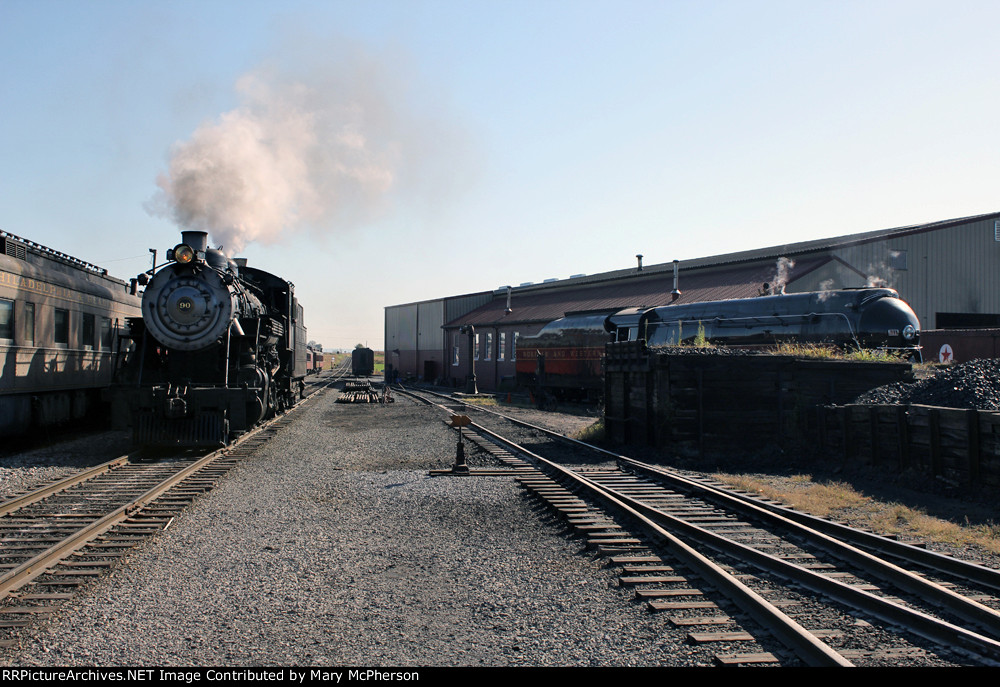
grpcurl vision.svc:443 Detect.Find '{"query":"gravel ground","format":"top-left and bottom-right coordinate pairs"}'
top-left (1, 389), bottom-right (731, 668)
top-left (4, 385), bottom-right (998, 667)
top-left (0, 431), bottom-right (132, 500)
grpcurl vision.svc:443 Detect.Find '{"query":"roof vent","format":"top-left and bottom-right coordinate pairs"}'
top-left (3, 238), bottom-right (26, 261)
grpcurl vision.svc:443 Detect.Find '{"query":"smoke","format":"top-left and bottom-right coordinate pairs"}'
top-left (773, 257), bottom-right (795, 292)
top-left (146, 44), bottom-right (465, 254)
top-left (865, 261), bottom-right (893, 288)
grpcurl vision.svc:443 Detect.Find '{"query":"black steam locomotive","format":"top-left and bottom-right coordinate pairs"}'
top-left (516, 287), bottom-right (921, 402)
top-left (117, 230), bottom-right (307, 447)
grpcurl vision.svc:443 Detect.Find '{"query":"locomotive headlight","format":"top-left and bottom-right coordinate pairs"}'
top-left (902, 324), bottom-right (917, 340)
top-left (173, 243), bottom-right (196, 264)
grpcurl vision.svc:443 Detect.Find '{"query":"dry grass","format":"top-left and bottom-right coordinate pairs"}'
top-left (573, 419), bottom-right (605, 442)
top-left (766, 342), bottom-right (906, 362)
top-left (463, 395), bottom-right (500, 407)
top-left (712, 472), bottom-right (1000, 554)
top-left (768, 343), bottom-right (842, 359)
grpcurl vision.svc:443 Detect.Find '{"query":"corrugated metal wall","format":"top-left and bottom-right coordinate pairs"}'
top-left (831, 217), bottom-right (1000, 329)
top-left (385, 292), bottom-right (493, 383)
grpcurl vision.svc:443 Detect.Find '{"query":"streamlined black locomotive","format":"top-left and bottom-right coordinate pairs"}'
top-left (516, 287), bottom-right (921, 401)
top-left (118, 230), bottom-right (307, 447)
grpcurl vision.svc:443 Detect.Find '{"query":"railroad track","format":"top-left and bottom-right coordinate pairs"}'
top-left (0, 377), bottom-right (336, 648)
top-left (399, 385), bottom-right (1000, 667)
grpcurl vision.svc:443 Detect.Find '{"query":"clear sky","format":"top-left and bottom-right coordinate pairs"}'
top-left (3, 0), bottom-right (999, 350)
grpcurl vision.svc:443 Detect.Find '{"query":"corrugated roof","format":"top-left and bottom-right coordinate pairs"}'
top-left (500, 211), bottom-right (1000, 296)
top-left (446, 256), bottom-right (831, 328)
top-left (439, 211), bottom-right (1000, 328)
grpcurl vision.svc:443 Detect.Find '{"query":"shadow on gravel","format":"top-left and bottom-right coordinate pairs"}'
top-left (0, 430), bottom-right (132, 469)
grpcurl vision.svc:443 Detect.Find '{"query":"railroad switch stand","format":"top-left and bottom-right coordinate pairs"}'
top-left (450, 414), bottom-right (471, 474)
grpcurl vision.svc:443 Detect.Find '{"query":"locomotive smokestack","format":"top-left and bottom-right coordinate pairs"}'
top-left (181, 230), bottom-right (209, 253)
top-left (671, 259), bottom-right (681, 302)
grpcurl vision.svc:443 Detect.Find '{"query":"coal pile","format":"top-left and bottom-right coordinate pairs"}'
top-left (854, 359), bottom-right (1000, 410)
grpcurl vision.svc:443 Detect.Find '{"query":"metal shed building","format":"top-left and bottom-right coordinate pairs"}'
top-left (385, 212), bottom-right (1000, 390)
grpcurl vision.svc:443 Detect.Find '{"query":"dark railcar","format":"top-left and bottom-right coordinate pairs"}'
top-left (0, 231), bottom-right (141, 437)
top-left (514, 312), bottom-right (612, 403)
top-left (352, 347), bottom-right (374, 376)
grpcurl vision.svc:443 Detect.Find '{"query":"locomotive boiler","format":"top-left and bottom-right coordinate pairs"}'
top-left (119, 230), bottom-right (307, 447)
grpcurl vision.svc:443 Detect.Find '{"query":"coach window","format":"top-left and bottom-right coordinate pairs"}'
top-left (0, 299), bottom-right (12, 340)
top-left (54, 308), bottom-right (69, 346)
top-left (100, 317), bottom-right (112, 349)
top-left (82, 313), bottom-right (95, 349)
top-left (24, 303), bottom-right (35, 345)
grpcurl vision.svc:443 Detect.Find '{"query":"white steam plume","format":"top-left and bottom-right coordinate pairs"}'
top-left (774, 257), bottom-right (795, 292)
top-left (865, 261), bottom-right (893, 288)
top-left (147, 48), bottom-right (460, 254)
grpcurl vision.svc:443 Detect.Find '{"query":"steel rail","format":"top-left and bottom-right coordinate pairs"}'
top-left (626, 460), bottom-right (1000, 593)
top-left (0, 382), bottom-right (323, 602)
top-left (462, 417), bottom-right (1000, 665)
top-left (401, 385), bottom-right (1000, 600)
top-left (618, 457), bottom-right (1000, 640)
top-left (0, 455), bottom-right (131, 518)
top-left (576, 466), bottom-right (1000, 664)
top-left (398, 386), bottom-right (1000, 663)
top-left (0, 450), bottom-right (222, 599)
top-left (458, 418), bottom-right (854, 667)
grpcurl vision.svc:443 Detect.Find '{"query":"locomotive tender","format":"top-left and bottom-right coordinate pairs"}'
top-left (119, 230), bottom-right (307, 447)
top-left (516, 287), bottom-right (921, 402)
top-left (352, 347), bottom-right (375, 377)
top-left (0, 231), bottom-right (141, 437)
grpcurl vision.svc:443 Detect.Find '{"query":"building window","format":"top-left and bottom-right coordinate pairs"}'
top-left (82, 313), bottom-right (95, 349)
top-left (512, 332), bottom-right (519, 361)
top-left (54, 308), bottom-right (69, 345)
top-left (485, 332), bottom-right (493, 361)
top-left (474, 333), bottom-right (480, 361)
top-left (24, 303), bottom-right (34, 345)
top-left (453, 333), bottom-right (460, 366)
top-left (498, 332), bottom-right (506, 361)
top-left (100, 317), bottom-right (112, 349)
top-left (0, 299), bottom-right (12, 340)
